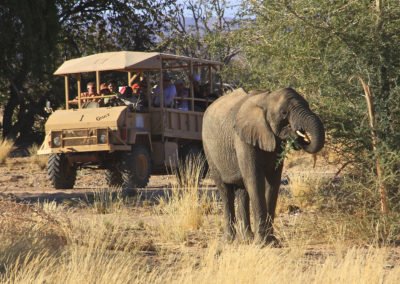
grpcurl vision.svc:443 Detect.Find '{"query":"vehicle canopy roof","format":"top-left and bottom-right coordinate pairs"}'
top-left (54, 51), bottom-right (222, 75)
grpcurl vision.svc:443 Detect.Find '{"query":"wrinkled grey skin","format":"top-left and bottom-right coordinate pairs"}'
top-left (202, 88), bottom-right (325, 244)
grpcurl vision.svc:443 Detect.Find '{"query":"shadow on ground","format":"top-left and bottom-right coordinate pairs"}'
top-left (0, 187), bottom-right (219, 206)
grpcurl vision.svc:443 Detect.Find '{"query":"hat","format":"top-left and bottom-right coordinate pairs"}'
top-left (175, 79), bottom-right (185, 85)
top-left (131, 83), bottom-right (140, 89)
top-left (163, 73), bottom-right (171, 81)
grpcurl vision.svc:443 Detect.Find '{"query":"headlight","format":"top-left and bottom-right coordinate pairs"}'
top-left (99, 134), bottom-right (106, 144)
top-left (51, 131), bottom-right (62, 147)
top-left (97, 129), bottom-right (108, 144)
top-left (53, 136), bottom-right (61, 146)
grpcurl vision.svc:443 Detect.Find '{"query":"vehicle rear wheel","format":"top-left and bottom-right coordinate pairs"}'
top-left (105, 167), bottom-right (123, 187)
top-left (47, 154), bottom-right (77, 189)
top-left (120, 145), bottom-right (152, 191)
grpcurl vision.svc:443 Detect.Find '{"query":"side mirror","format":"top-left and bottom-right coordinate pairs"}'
top-left (45, 100), bottom-right (53, 114)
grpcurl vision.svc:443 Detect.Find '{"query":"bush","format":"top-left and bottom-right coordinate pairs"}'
top-left (0, 140), bottom-right (13, 164)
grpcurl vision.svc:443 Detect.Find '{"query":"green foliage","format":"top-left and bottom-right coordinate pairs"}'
top-left (0, 0), bottom-right (174, 143)
top-left (230, 1), bottom-right (400, 210)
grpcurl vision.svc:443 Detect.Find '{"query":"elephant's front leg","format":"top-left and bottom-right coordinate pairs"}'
top-left (241, 171), bottom-right (268, 243)
top-left (237, 147), bottom-right (268, 243)
top-left (264, 163), bottom-right (284, 245)
top-left (236, 188), bottom-right (253, 241)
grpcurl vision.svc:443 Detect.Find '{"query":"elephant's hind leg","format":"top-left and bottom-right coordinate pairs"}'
top-left (235, 188), bottom-right (253, 241)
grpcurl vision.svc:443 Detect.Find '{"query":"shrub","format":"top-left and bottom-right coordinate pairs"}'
top-left (0, 140), bottom-right (14, 164)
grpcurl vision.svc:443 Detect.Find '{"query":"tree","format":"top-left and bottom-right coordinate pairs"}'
top-left (0, 0), bottom-right (59, 143)
top-left (0, 0), bottom-right (174, 144)
top-left (237, 1), bottom-right (400, 212)
top-left (159, 0), bottom-right (240, 64)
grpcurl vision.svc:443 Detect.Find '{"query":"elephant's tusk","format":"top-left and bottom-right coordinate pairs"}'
top-left (296, 130), bottom-right (311, 143)
top-left (296, 130), bottom-right (306, 138)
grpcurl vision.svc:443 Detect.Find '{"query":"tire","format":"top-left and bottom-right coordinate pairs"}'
top-left (105, 167), bottom-right (123, 187)
top-left (47, 154), bottom-right (77, 189)
top-left (120, 145), bottom-right (152, 190)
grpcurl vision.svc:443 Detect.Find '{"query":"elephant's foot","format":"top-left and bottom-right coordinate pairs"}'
top-left (237, 229), bottom-right (254, 243)
top-left (265, 234), bottom-right (282, 248)
top-left (254, 234), bottom-right (282, 248)
top-left (222, 226), bottom-right (236, 243)
top-left (236, 222), bottom-right (254, 242)
top-left (223, 232), bottom-right (236, 243)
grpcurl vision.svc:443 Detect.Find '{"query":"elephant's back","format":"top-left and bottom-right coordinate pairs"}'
top-left (203, 88), bottom-right (248, 137)
top-left (205, 88), bottom-right (248, 118)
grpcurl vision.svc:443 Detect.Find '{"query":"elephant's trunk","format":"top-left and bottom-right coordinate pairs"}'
top-left (290, 109), bottom-right (325, 154)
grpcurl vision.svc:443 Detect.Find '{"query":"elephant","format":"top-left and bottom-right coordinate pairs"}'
top-left (202, 88), bottom-right (325, 244)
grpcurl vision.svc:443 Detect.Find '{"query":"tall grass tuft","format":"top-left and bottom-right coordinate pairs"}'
top-left (89, 186), bottom-right (125, 214)
top-left (0, 199), bottom-right (69, 267)
top-left (156, 154), bottom-right (217, 243)
top-left (28, 144), bottom-right (47, 170)
top-left (0, 139), bottom-right (14, 164)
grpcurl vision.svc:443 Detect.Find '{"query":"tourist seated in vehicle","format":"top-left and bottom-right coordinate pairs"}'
top-left (152, 74), bottom-right (177, 108)
top-left (175, 79), bottom-right (189, 111)
top-left (98, 83), bottom-right (111, 106)
top-left (118, 86), bottom-right (136, 103)
top-left (109, 85), bottom-right (141, 111)
top-left (70, 81), bottom-right (98, 105)
top-left (83, 81), bottom-right (98, 101)
top-left (107, 80), bottom-right (118, 94)
top-left (131, 83), bottom-right (141, 97)
top-left (135, 78), bottom-right (150, 107)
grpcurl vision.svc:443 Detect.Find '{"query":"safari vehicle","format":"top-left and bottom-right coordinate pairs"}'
top-left (38, 51), bottom-right (223, 190)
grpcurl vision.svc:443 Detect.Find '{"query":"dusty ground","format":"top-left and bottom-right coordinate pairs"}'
top-left (0, 156), bottom-right (184, 201)
top-left (0, 153), bottom-right (332, 202)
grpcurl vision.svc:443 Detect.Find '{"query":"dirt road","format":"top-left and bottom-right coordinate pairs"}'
top-left (0, 153), bottom-right (334, 204)
top-left (0, 157), bottom-right (185, 203)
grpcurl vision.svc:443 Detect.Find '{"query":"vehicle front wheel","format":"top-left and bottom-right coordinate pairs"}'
top-left (47, 154), bottom-right (77, 189)
top-left (120, 145), bottom-right (152, 192)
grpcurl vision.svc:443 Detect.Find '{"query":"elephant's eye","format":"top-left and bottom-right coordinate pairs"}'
top-left (280, 110), bottom-right (288, 118)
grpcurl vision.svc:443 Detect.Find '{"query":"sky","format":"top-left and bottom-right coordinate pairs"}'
top-left (177, 0), bottom-right (242, 18)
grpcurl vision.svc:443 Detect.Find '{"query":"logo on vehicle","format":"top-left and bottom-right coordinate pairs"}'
top-left (96, 113), bottom-right (110, 121)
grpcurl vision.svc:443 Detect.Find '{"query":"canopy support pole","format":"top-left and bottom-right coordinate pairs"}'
top-left (65, 76), bottom-right (69, 110)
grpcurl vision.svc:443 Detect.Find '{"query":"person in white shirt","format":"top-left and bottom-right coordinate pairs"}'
top-left (152, 74), bottom-right (177, 107)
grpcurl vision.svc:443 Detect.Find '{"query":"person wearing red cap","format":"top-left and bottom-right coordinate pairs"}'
top-left (131, 83), bottom-right (140, 95)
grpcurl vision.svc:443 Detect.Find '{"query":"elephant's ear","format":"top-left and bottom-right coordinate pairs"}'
top-left (234, 98), bottom-right (276, 152)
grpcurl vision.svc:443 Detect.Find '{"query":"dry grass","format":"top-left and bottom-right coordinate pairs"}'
top-left (2, 234), bottom-right (399, 283)
top-left (0, 198), bottom-right (69, 266)
top-left (0, 140), bottom-right (14, 164)
top-left (155, 155), bottom-right (219, 243)
top-left (286, 172), bottom-right (329, 210)
top-left (1, 154), bottom-right (400, 282)
top-left (28, 144), bottom-right (47, 170)
top-left (165, 243), bottom-right (400, 284)
top-left (89, 186), bottom-right (125, 214)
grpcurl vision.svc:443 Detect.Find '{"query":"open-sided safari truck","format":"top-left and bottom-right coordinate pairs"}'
top-left (38, 51), bottom-right (222, 190)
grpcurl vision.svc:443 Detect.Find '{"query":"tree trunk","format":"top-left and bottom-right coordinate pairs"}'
top-left (358, 77), bottom-right (389, 215)
top-left (2, 86), bottom-right (19, 140)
